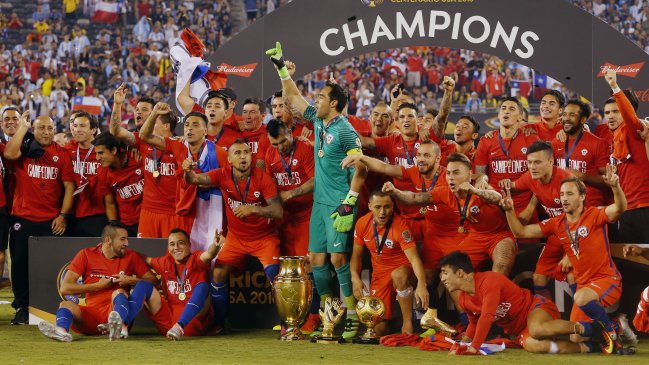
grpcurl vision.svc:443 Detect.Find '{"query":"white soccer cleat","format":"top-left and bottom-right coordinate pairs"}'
top-left (107, 311), bottom-right (123, 341)
top-left (615, 313), bottom-right (639, 345)
top-left (166, 323), bottom-right (184, 341)
top-left (39, 321), bottom-right (73, 342)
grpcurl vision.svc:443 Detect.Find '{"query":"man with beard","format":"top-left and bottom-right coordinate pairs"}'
top-left (130, 96), bottom-right (155, 132)
top-left (4, 112), bottom-right (75, 324)
top-left (38, 222), bottom-right (156, 342)
top-left (65, 111), bottom-right (106, 236)
top-left (183, 139), bottom-right (283, 333)
top-left (551, 100), bottom-right (609, 207)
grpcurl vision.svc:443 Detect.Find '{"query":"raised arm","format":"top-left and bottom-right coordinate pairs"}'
top-left (110, 83), bottom-right (136, 146)
top-left (3, 110), bottom-right (30, 160)
top-left (139, 102), bottom-right (169, 150)
top-left (341, 154), bottom-right (403, 179)
top-left (433, 76), bottom-right (455, 139)
top-left (382, 181), bottom-right (433, 206)
top-left (266, 43), bottom-right (310, 118)
top-left (199, 231), bottom-right (225, 266)
top-left (603, 164), bottom-right (627, 221)
top-left (182, 159), bottom-right (215, 186)
top-left (605, 70), bottom-right (642, 131)
top-left (176, 77), bottom-right (195, 115)
top-left (501, 189), bottom-right (544, 238)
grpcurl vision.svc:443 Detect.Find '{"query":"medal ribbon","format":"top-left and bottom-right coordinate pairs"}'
top-left (152, 147), bottom-right (164, 176)
top-left (174, 263), bottom-right (187, 296)
top-left (455, 192), bottom-right (473, 230)
top-left (279, 142), bottom-right (296, 185)
top-left (564, 130), bottom-right (584, 168)
top-left (421, 166), bottom-right (443, 192)
top-left (76, 145), bottom-right (94, 181)
top-left (497, 130), bottom-right (519, 162)
top-left (373, 216), bottom-right (394, 256)
top-left (232, 168), bottom-right (252, 205)
top-left (402, 137), bottom-right (416, 165)
top-left (563, 217), bottom-right (581, 258)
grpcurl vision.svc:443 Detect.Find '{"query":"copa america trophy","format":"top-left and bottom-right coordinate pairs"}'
top-left (353, 296), bottom-right (385, 344)
top-left (311, 297), bottom-right (346, 344)
top-left (273, 256), bottom-right (313, 341)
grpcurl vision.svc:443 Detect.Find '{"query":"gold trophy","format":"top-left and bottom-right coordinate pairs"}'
top-left (420, 308), bottom-right (457, 335)
top-left (311, 297), bottom-right (346, 344)
top-left (353, 296), bottom-right (385, 344)
top-left (273, 256), bottom-right (313, 341)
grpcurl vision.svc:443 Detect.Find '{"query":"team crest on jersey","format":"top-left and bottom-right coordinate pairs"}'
top-left (581, 149), bottom-right (588, 156)
top-left (254, 191), bottom-right (260, 198)
top-left (385, 239), bottom-right (394, 249)
top-left (554, 198), bottom-right (560, 204)
top-left (521, 147), bottom-right (528, 154)
top-left (53, 156), bottom-right (59, 162)
top-left (577, 226), bottom-right (589, 238)
top-left (13, 222), bottom-right (21, 231)
top-left (415, 142), bottom-right (421, 149)
top-left (355, 137), bottom-right (361, 147)
top-left (470, 205), bottom-right (480, 215)
top-left (292, 159), bottom-right (298, 166)
top-left (135, 169), bottom-right (142, 175)
top-left (326, 134), bottom-right (334, 144)
top-left (402, 230), bottom-right (412, 243)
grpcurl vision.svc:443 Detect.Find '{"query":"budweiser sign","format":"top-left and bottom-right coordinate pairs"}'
top-left (597, 62), bottom-right (645, 78)
top-left (216, 63), bottom-right (258, 77)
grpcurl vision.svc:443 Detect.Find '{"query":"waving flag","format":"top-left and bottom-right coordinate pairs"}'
top-left (91, 1), bottom-right (122, 24)
top-left (71, 96), bottom-right (102, 115)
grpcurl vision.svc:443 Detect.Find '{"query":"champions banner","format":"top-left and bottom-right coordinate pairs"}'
top-left (202, 0), bottom-right (649, 116)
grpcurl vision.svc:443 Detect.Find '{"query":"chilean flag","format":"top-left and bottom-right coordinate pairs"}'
top-left (91, 1), bottom-right (122, 24)
top-left (511, 80), bottom-right (531, 97)
top-left (72, 96), bottom-right (102, 115)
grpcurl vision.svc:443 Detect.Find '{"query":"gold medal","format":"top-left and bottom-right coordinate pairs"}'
top-left (318, 150), bottom-right (324, 158)
top-left (152, 171), bottom-right (160, 178)
top-left (178, 292), bottom-right (186, 301)
top-left (457, 226), bottom-right (466, 233)
top-left (420, 207), bottom-right (427, 215)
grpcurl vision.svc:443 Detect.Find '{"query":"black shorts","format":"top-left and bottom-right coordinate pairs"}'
top-left (610, 206), bottom-right (649, 243)
top-left (71, 214), bottom-right (108, 237)
top-left (0, 210), bottom-right (8, 251)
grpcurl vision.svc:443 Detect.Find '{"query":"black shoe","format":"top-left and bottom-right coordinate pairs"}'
top-left (10, 308), bottom-right (28, 325)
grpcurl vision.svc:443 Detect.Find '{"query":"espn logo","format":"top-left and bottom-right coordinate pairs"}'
top-left (597, 62), bottom-right (645, 78)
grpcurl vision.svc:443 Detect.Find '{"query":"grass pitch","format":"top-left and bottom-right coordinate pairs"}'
top-left (1, 287), bottom-right (648, 365)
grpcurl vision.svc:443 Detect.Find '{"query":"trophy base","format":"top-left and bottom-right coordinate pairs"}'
top-left (352, 336), bottom-right (380, 345)
top-left (279, 327), bottom-right (305, 341)
top-left (311, 336), bottom-right (346, 344)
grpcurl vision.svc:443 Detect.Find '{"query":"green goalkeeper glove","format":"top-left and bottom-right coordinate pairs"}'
top-left (331, 192), bottom-right (358, 233)
top-left (265, 41), bottom-right (290, 80)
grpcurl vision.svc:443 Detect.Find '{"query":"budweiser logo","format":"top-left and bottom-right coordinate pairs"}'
top-left (597, 62), bottom-right (645, 78)
top-left (216, 63), bottom-right (258, 77)
top-left (634, 88), bottom-right (649, 102)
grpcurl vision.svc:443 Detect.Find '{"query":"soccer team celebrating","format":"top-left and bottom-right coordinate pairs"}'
top-left (0, 40), bottom-right (646, 355)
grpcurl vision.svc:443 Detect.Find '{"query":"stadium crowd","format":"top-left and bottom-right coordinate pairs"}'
top-left (0, 0), bottom-right (647, 357)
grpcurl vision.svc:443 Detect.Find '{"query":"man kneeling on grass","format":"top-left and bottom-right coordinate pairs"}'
top-left (439, 251), bottom-right (619, 355)
top-left (39, 222), bottom-right (157, 342)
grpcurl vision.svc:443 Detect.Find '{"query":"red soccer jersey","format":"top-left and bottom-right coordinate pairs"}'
top-left (474, 130), bottom-right (540, 211)
top-left (594, 123), bottom-right (614, 147)
top-left (207, 125), bottom-right (243, 151)
top-left (552, 131), bottom-right (609, 207)
top-left (524, 121), bottom-right (563, 142)
top-left (242, 126), bottom-right (270, 163)
top-left (515, 167), bottom-right (573, 217)
top-left (264, 139), bottom-right (314, 221)
top-left (400, 165), bottom-right (459, 237)
top-left (67, 245), bottom-right (149, 307)
top-left (460, 271), bottom-right (535, 349)
top-left (64, 141), bottom-right (104, 218)
top-left (150, 251), bottom-right (209, 310)
top-left (613, 91), bottom-right (649, 210)
top-left (97, 157), bottom-right (144, 226)
top-left (375, 134), bottom-right (422, 219)
top-left (0, 143), bottom-right (6, 208)
top-left (347, 115), bottom-right (372, 137)
top-left (206, 166), bottom-right (279, 241)
top-left (430, 185), bottom-right (509, 236)
top-left (354, 212), bottom-right (416, 271)
top-left (291, 123), bottom-right (315, 141)
top-left (539, 206), bottom-right (620, 285)
top-left (164, 138), bottom-right (228, 216)
top-left (224, 113), bottom-right (243, 129)
top-left (134, 133), bottom-right (177, 215)
top-left (12, 143), bottom-right (75, 221)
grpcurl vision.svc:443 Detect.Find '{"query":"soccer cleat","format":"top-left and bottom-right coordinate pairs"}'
top-left (107, 311), bottom-right (123, 341)
top-left (10, 307), bottom-right (28, 325)
top-left (300, 314), bottom-right (321, 335)
top-left (38, 321), bottom-right (73, 342)
top-left (97, 323), bottom-right (109, 335)
top-left (120, 324), bottom-right (129, 339)
top-left (420, 308), bottom-right (457, 335)
top-left (613, 314), bottom-right (638, 345)
top-left (341, 316), bottom-right (360, 340)
top-left (419, 328), bottom-right (437, 338)
top-left (166, 323), bottom-right (185, 341)
top-left (272, 324), bottom-right (281, 331)
top-left (591, 321), bottom-right (617, 355)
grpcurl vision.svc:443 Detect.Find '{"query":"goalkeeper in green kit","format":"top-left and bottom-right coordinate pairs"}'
top-left (267, 42), bottom-right (367, 339)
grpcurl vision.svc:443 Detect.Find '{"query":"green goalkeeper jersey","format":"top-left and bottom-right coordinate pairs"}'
top-left (303, 105), bottom-right (362, 207)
